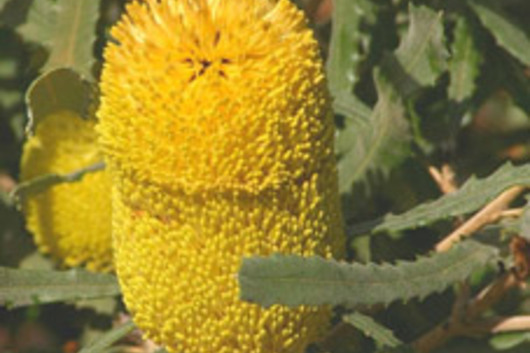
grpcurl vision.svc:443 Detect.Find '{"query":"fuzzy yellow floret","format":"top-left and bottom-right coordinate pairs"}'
top-left (20, 111), bottom-right (112, 272)
top-left (98, 0), bottom-right (344, 351)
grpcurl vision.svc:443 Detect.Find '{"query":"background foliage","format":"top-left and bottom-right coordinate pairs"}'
top-left (2, 0), bottom-right (530, 352)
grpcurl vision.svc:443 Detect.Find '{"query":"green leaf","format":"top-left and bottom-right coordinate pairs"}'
top-left (326, 0), bottom-right (375, 95)
top-left (520, 201), bottom-right (530, 241)
top-left (0, 267), bottom-right (120, 308)
top-left (0, 0), bottom-right (9, 12)
top-left (238, 240), bottom-right (497, 308)
top-left (382, 4), bottom-right (448, 97)
top-left (343, 312), bottom-right (402, 348)
top-left (336, 71), bottom-right (410, 193)
top-left (448, 17), bottom-right (482, 102)
top-left (17, 0), bottom-right (100, 78)
top-left (78, 321), bottom-right (136, 353)
top-left (333, 91), bottom-right (372, 125)
top-left (11, 161), bottom-right (105, 206)
top-left (350, 162), bottom-right (530, 236)
top-left (470, 0), bottom-right (530, 67)
top-left (490, 332), bottom-right (530, 351)
top-left (25, 68), bottom-right (93, 134)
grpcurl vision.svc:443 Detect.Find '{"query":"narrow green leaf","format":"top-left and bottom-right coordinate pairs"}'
top-left (0, 267), bottom-right (120, 308)
top-left (337, 71), bottom-right (410, 193)
top-left (490, 332), bottom-right (530, 351)
top-left (11, 161), bottom-right (105, 206)
top-left (448, 17), bottom-right (482, 102)
top-left (239, 240), bottom-right (497, 308)
top-left (17, 0), bottom-right (100, 78)
top-left (326, 0), bottom-right (375, 95)
top-left (78, 321), bottom-right (136, 353)
top-left (470, 0), bottom-right (530, 67)
top-left (25, 68), bottom-right (92, 134)
top-left (382, 4), bottom-right (448, 97)
top-left (350, 162), bottom-right (530, 235)
top-left (333, 91), bottom-right (372, 124)
top-left (343, 312), bottom-right (402, 348)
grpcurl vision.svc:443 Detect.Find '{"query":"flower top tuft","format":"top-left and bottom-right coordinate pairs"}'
top-left (98, 0), bottom-right (332, 193)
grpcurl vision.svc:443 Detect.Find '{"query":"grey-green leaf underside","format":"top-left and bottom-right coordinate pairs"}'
top-left (0, 267), bottom-right (120, 308)
top-left (239, 240), bottom-right (497, 308)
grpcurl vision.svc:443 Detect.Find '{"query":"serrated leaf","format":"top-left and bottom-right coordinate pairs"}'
top-left (382, 4), bottom-right (447, 97)
top-left (337, 71), bottom-right (410, 193)
top-left (239, 240), bottom-right (497, 308)
top-left (336, 4), bottom-right (446, 193)
top-left (350, 162), bottom-right (530, 236)
top-left (17, 0), bottom-right (100, 78)
top-left (78, 321), bottom-right (136, 353)
top-left (470, 0), bottom-right (530, 67)
top-left (448, 17), bottom-right (481, 102)
top-left (343, 312), bottom-right (402, 348)
top-left (0, 267), bottom-right (120, 308)
top-left (25, 68), bottom-right (92, 134)
top-left (326, 0), bottom-right (375, 95)
top-left (11, 161), bottom-right (105, 206)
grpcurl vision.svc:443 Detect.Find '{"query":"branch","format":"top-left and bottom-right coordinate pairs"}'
top-left (465, 315), bottom-right (530, 335)
top-left (435, 186), bottom-right (526, 252)
top-left (412, 271), bottom-right (521, 353)
top-left (428, 164), bottom-right (458, 195)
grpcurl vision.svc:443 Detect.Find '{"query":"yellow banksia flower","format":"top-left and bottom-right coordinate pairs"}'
top-left (98, 0), bottom-right (344, 352)
top-left (20, 111), bottom-right (113, 272)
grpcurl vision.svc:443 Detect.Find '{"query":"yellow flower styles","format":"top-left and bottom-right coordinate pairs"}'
top-left (21, 111), bottom-right (112, 272)
top-left (98, 0), bottom-right (345, 352)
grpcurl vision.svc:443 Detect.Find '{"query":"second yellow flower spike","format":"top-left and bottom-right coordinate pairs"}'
top-left (20, 111), bottom-right (112, 272)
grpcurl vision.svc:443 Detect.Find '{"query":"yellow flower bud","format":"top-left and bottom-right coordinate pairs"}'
top-left (98, 0), bottom-right (344, 351)
top-left (20, 111), bottom-right (112, 272)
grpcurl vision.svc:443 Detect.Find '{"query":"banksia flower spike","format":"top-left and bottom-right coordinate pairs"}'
top-left (98, 0), bottom-right (344, 351)
top-left (20, 111), bottom-right (112, 272)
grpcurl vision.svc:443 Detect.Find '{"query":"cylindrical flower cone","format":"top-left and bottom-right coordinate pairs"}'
top-left (98, 0), bottom-right (345, 351)
top-left (20, 111), bottom-right (112, 272)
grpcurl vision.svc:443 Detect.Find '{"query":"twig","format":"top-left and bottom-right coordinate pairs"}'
top-left (435, 186), bottom-right (526, 252)
top-left (428, 164), bottom-right (458, 195)
top-left (412, 271), bottom-right (520, 353)
top-left (0, 172), bottom-right (16, 193)
top-left (465, 272), bottom-right (519, 319)
top-left (465, 315), bottom-right (530, 334)
top-left (500, 208), bottom-right (525, 219)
